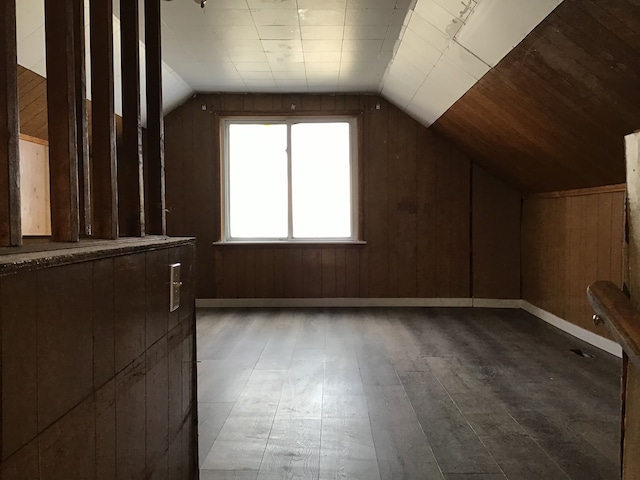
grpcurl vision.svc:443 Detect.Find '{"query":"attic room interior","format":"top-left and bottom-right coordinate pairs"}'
top-left (1, 0), bottom-right (640, 478)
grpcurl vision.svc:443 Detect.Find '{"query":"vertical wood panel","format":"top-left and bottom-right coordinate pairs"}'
top-left (90, 0), bottom-right (118, 239)
top-left (0, 0), bottom-right (21, 246)
top-left (395, 109), bottom-right (418, 298)
top-left (321, 248), bottom-right (336, 298)
top-left (472, 164), bottom-right (521, 299)
top-left (73, 0), bottom-right (90, 237)
top-left (522, 187), bottom-right (625, 338)
top-left (367, 101), bottom-right (389, 297)
top-left (144, 0), bottom-right (166, 235)
top-left (44, 0), bottom-right (80, 242)
top-left (416, 132), bottom-right (438, 298)
top-left (119, 0), bottom-right (144, 237)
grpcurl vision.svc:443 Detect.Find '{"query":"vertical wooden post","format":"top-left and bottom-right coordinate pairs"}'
top-left (73, 0), bottom-right (91, 236)
top-left (44, 0), bottom-right (80, 242)
top-left (0, 0), bottom-right (21, 247)
top-left (119, 0), bottom-right (145, 237)
top-left (145, 0), bottom-right (166, 235)
top-left (90, 0), bottom-right (118, 239)
top-left (625, 129), bottom-right (640, 479)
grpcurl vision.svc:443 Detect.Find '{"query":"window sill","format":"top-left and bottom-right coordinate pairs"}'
top-left (213, 240), bottom-right (366, 247)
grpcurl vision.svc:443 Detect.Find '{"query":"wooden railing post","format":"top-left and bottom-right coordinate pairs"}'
top-left (44, 0), bottom-right (80, 242)
top-left (73, 0), bottom-right (91, 237)
top-left (90, 0), bottom-right (118, 239)
top-left (145, 0), bottom-right (166, 235)
top-left (0, 0), bottom-right (21, 247)
top-left (119, 0), bottom-right (145, 237)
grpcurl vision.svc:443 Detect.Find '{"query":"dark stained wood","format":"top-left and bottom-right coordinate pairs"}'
top-left (588, 280), bottom-right (640, 369)
top-left (89, 0), bottom-right (118, 239)
top-left (73, 0), bottom-right (90, 237)
top-left (164, 94), bottom-right (499, 300)
top-left (0, 0), bottom-right (21, 246)
top-left (472, 164), bottom-right (521, 299)
top-left (17, 66), bottom-right (49, 142)
top-left (144, 0), bottom-right (166, 235)
top-left (432, 0), bottom-right (639, 193)
top-left (44, 0), bottom-right (80, 242)
top-left (118, 0), bottom-right (145, 237)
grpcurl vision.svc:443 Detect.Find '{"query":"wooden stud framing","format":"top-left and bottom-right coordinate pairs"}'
top-left (145, 0), bottom-right (166, 235)
top-left (73, 0), bottom-right (91, 236)
top-left (119, 0), bottom-right (145, 237)
top-left (90, 0), bottom-right (118, 239)
top-left (0, 0), bottom-right (21, 246)
top-left (44, 0), bottom-right (80, 242)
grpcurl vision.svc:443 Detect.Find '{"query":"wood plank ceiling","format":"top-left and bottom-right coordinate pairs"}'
top-left (432, 0), bottom-right (640, 193)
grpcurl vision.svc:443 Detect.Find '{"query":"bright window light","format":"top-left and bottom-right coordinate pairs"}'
top-left (223, 117), bottom-right (357, 241)
top-left (291, 122), bottom-right (351, 238)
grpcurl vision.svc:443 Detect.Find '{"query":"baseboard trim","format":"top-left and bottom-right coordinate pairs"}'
top-left (521, 301), bottom-right (622, 358)
top-left (195, 297), bottom-right (622, 357)
top-left (196, 297), bottom-right (474, 308)
top-left (471, 298), bottom-right (522, 308)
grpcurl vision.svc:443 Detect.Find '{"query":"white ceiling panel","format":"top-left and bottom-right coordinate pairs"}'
top-left (455, 0), bottom-right (563, 67)
top-left (15, 0), bottom-right (563, 126)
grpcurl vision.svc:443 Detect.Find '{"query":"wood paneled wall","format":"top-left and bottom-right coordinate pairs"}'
top-left (0, 239), bottom-right (197, 478)
top-left (472, 165), bottom-right (521, 299)
top-left (522, 185), bottom-right (625, 337)
top-left (165, 93), bottom-right (520, 300)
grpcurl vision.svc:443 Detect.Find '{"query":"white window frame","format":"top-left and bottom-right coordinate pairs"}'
top-left (220, 116), bottom-right (359, 243)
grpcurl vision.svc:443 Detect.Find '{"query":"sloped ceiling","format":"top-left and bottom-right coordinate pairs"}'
top-left (16, 0), bottom-right (193, 121)
top-left (14, 0), bottom-right (640, 194)
top-left (432, 0), bottom-right (640, 193)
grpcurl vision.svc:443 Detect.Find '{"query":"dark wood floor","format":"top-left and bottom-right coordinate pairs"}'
top-left (196, 308), bottom-right (621, 480)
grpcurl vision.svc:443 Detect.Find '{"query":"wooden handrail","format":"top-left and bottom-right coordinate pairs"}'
top-left (588, 281), bottom-right (640, 367)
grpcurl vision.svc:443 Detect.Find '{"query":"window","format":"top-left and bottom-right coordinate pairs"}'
top-left (221, 117), bottom-right (358, 242)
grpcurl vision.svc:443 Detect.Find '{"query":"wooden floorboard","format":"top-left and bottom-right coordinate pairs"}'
top-left (197, 307), bottom-right (621, 480)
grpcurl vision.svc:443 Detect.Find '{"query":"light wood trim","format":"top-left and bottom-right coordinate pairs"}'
top-left (19, 134), bottom-right (48, 147)
top-left (118, 0), bottom-right (144, 237)
top-left (44, 0), bottom-right (80, 242)
top-left (144, 0), bottom-right (166, 235)
top-left (526, 183), bottom-right (626, 199)
top-left (89, 0), bottom-right (118, 239)
top-left (0, 0), bottom-right (22, 246)
top-left (587, 281), bottom-right (640, 369)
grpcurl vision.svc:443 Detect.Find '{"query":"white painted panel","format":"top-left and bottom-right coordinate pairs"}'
top-left (382, 71), bottom-right (421, 108)
top-left (16, 0), bottom-right (44, 43)
top-left (256, 25), bottom-right (300, 39)
top-left (455, 0), bottom-right (563, 67)
top-left (444, 40), bottom-right (489, 80)
top-left (298, 9), bottom-right (346, 26)
top-left (250, 9), bottom-right (299, 26)
top-left (407, 10), bottom-right (449, 52)
top-left (408, 55), bottom-right (477, 124)
top-left (413, 0), bottom-right (462, 36)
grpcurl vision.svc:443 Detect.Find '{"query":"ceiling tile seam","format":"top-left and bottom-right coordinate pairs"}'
top-left (377, 7), bottom-right (412, 94)
top-left (336, 0), bottom-right (349, 88)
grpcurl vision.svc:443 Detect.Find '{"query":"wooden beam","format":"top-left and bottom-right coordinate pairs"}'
top-left (119, 0), bottom-right (145, 237)
top-left (90, 0), bottom-right (118, 239)
top-left (73, 0), bottom-right (91, 236)
top-left (0, 0), bottom-right (21, 246)
top-left (144, 0), bottom-right (166, 235)
top-left (44, 0), bottom-right (80, 242)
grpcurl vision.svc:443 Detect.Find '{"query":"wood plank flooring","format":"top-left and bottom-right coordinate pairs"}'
top-left (196, 308), bottom-right (621, 480)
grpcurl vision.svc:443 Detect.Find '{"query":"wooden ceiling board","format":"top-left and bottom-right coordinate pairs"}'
top-left (432, 0), bottom-right (639, 193)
